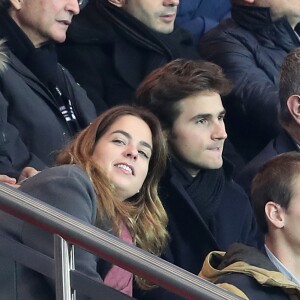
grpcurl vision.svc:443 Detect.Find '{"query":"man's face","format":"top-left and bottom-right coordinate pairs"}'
top-left (261, 0), bottom-right (300, 28)
top-left (280, 174), bottom-right (300, 249)
top-left (168, 91), bottom-right (227, 177)
top-left (9, 0), bottom-right (80, 47)
top-left (121, 0), bottom-right (179, 34)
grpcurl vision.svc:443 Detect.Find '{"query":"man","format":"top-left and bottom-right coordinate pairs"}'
top-left (57, 0), bottom-right (199, 113)
top-left (199, 0), bottom-right (300, 162)
top-left (236, 47), bottom-right (300, 196)
top-left (134, 58), bottom-right (258, 300)
top-left (0, 0), bottom-right (96, 179)
top-left (200, 152), bottom-right (300, 300)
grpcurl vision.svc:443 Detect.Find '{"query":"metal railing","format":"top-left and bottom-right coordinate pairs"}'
top-left (0, 183), bottom-right (243, 300)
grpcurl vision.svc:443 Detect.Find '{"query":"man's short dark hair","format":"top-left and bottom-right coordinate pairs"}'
top-left (279, 48), bottom-right (300, 125)
top-left (251, 152), bottom-right (300, 234)
top-left (134, 58), bottom-right (232, 131)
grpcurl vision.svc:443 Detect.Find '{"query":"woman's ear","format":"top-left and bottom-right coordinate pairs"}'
top-left (265, 201), bottom-right (285, 229)
top-left (107, 0), bottom-right (126, 8)
top-left (286, 95), bottom-right (300, 125)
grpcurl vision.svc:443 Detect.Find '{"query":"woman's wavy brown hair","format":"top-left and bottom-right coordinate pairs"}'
top-left (56, 105), bottom-right (169, 288)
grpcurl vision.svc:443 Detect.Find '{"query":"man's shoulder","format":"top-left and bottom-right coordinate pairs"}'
top-left (200, 17), bottom-right (259, 49)
top-left (216, 273), bottom-right (289, 300)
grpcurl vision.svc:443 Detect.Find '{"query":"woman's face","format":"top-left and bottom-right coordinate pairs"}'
top-left (92, 115), bottom-right (153, 201)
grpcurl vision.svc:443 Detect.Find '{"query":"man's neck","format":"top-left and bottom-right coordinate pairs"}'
top-left (266, 237), bottom-right (300, 280)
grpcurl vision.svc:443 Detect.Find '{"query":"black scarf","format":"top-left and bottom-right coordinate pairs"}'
top-left (0, 11), bottom-right (60, 87)
top-left (170, 158), bottom-right (225, 232)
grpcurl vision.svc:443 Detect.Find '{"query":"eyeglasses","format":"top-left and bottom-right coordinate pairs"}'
top-left (78, 0), bottom-right (85, 6)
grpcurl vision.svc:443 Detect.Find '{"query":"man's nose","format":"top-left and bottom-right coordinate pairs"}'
top-left (212, 122), bottom-right (227, 140)
top-left (163, 0), bottom-right (180, 7)
top-left (66, 0), bottom-right (80, 16)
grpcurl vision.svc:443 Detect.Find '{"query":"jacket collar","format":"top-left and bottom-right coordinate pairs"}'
top-left (232, 5), bottom-right (300, 51)
top-left (275, 130), bottom-right (300, 154)
top-left (200, 243), bottom-right (300, 294)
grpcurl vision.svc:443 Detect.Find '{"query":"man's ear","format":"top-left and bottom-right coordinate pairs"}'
top-left (107, 0), bottom-right (126, 7)
top-left (9, 0), bottom-right (22, 10)
top-left (286, 95), bottom-right (300, 124)
top-left (265, 201), bottom-right (285, 229)
top-left (242, 0), bottom-right (255, 4)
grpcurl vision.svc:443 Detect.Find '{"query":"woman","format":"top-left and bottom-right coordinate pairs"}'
top-left (0, 105), bottom-right (169, 299)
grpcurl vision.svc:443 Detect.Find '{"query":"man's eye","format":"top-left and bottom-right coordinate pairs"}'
top-left (196, 119), bottom-right (207, 124)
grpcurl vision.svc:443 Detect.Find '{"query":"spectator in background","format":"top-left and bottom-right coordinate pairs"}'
top-left (236, 48), bottom-right (300, 196)
top-left (0, 105), bottom-right (169, 299)
top-left (200, 152), bottom-right (300, 300)
top-left (57, 0), bottom-right (199, 114)
top-left (0, 0), bottom-right (96, 179)
top-left (134, 59), bottom-right (258, 300)
top-left (199, 0), bottom-right (300, 162)
top-left (176, 0), bottom-right (231, 44)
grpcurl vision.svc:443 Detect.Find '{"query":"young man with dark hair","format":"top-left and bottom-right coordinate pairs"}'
top-left (134, 58), bottom-right (258, 300)
top-left (201, 152), bottom-right (300, 300)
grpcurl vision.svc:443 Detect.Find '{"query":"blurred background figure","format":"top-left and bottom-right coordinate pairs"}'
top-left (176, 0), bottom-right (231, 44)
top-left (199, 0), bottom-right (300, 162)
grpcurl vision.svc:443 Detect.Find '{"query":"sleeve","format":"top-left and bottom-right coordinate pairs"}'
top-left (199, 31), bottom-right (280, 141)
top-left (19, 167), bottom-right (102, 298)
top-left (0, 91), bottom-right (48, 178)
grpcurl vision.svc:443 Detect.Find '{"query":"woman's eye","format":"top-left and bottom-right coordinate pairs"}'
top-left (139, 150), bottom-right (149, 159)
top-left (113, 139), bottom-right (126, 145)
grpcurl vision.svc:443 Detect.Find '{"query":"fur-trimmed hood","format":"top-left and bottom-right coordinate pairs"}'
top-left (0, 39), bottom-right (8, 71)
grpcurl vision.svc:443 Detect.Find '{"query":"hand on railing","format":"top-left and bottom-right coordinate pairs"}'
top-left (0, 167), bottom-right (39, 188)
top-left (18, 167), bottom-right (40, 185)
top-left (0, 174), bottom-right (18, 187)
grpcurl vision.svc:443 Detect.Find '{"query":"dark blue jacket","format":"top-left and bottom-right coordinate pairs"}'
top-left (176, 0), bottom-right (231, 44)
top-left (134, 160), bottom-right (258, 300)
top-left (199, 5), bottom-right (300, 161)
top-left (236, 130), bottom-right (299, 197)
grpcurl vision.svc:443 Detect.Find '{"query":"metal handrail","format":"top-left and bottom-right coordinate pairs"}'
top-left (0, 183), bottom-right (243, 300)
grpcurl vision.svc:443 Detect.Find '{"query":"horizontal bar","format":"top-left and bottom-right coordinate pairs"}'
top-left (0, 183), bottom-right (243, 300)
